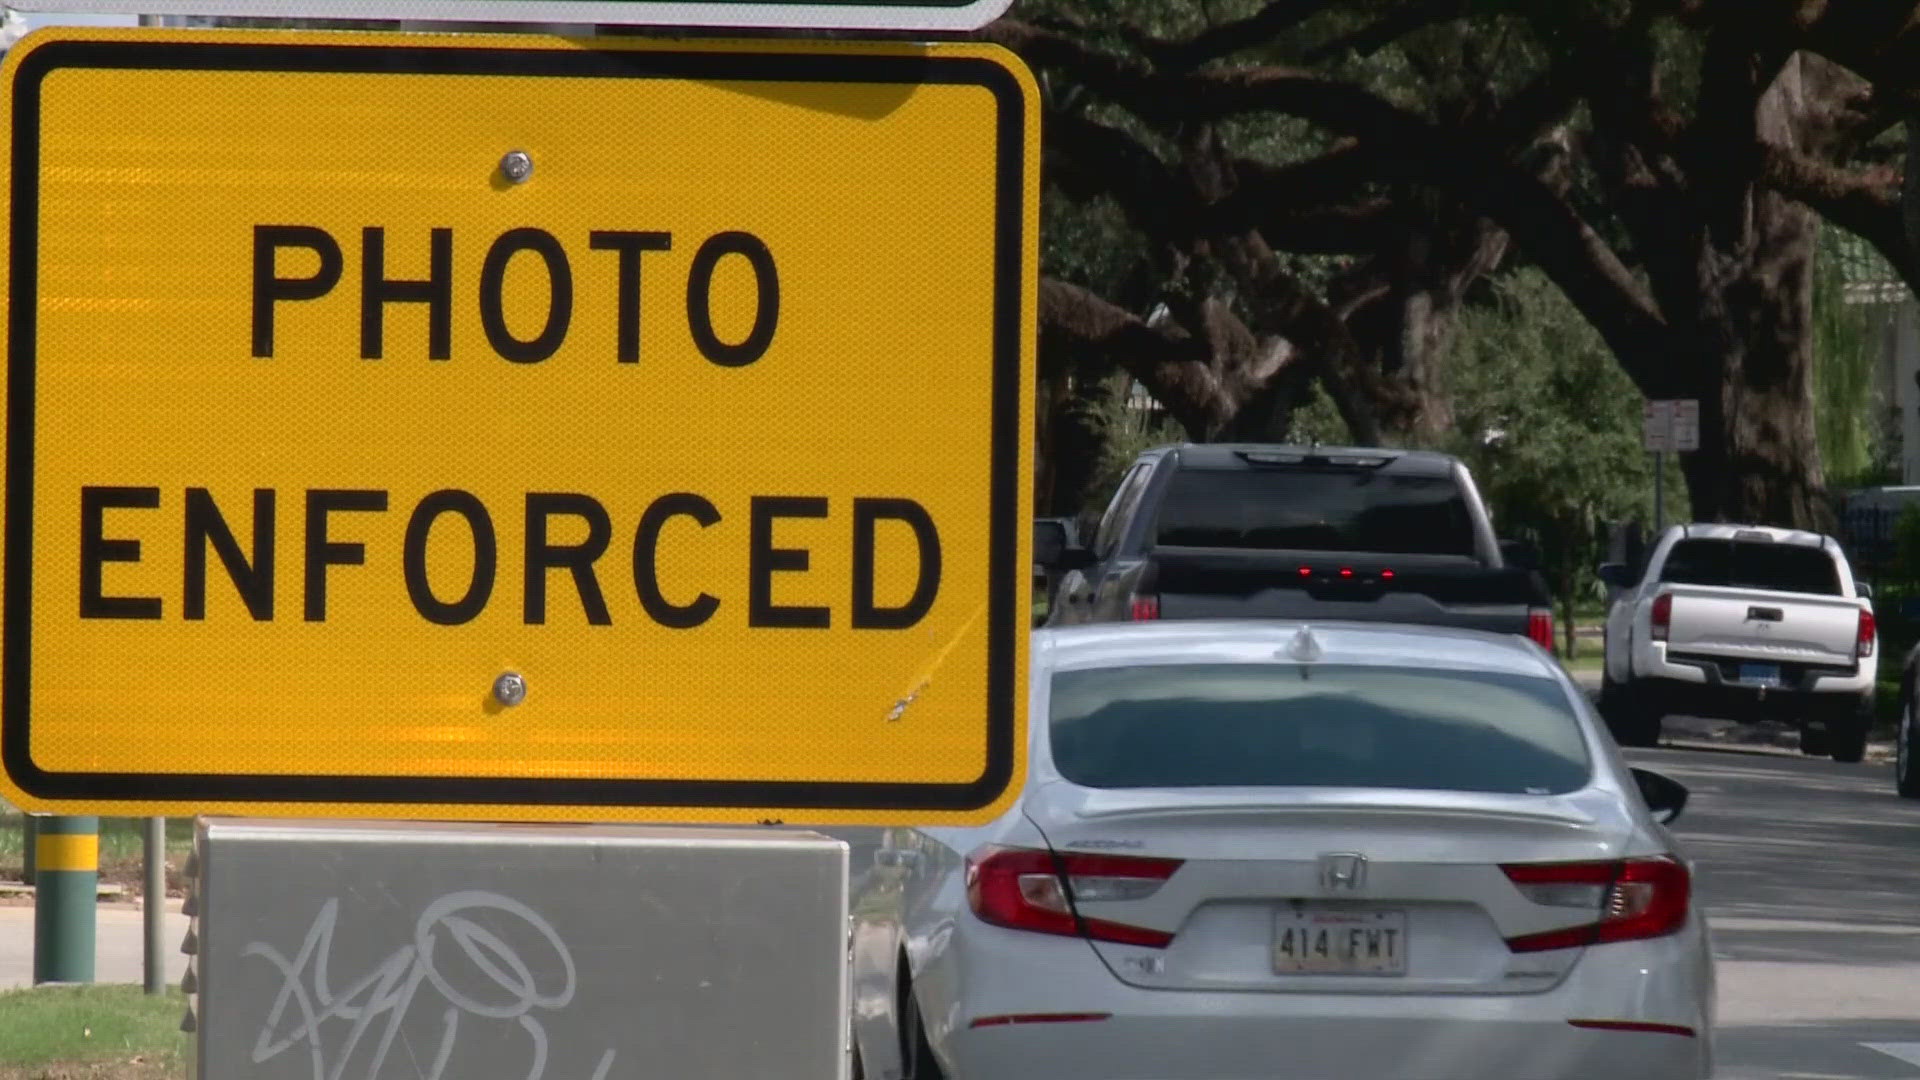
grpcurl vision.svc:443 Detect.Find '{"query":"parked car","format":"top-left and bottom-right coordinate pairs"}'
top-left (847, 620), bottom-right (1713, 1080)
top-left (1598, 523), bottom-right (1877, 760)
top-left (1890, 640), bottom-right (1920, 797)
top-left (1035, 444), bottom-right (1556, 649)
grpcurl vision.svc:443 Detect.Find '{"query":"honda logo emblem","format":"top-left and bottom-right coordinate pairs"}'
top-left (1319, 852), bottom-right (1368, 892)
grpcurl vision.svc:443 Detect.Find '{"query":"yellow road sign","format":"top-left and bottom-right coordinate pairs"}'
top-left (0, 27), bottom-right (1037, 825)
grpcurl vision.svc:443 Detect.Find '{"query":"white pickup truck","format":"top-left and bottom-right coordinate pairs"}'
top-left (1598, 523), bottom-right (1878, 761)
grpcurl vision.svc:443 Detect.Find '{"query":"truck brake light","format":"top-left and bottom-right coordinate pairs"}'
top-left (1650, 593), bottom-right (1672, 643)
top-left (1859, 609), bottom-right (1876, 659)
top-left (1526, 609), bottom-right (1554, 651)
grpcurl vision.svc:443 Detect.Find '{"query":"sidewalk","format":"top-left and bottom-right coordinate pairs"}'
top-left (0, 898), bottom-right (189, 991)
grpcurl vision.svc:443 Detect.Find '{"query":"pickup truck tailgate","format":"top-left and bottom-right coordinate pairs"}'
top-left (1666, 585), bottom-right (1861, 665)
top-left (1138, 548), bottom-right (1546, 636)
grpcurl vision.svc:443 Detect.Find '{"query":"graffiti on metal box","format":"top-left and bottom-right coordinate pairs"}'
top-left (243, 891), bottom-right (615, 1080)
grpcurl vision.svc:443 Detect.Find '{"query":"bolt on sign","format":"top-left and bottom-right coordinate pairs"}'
top-left (0, 27), bottom-right (1038, 826)
top-left (2, 0), bottom-right (1015, 31)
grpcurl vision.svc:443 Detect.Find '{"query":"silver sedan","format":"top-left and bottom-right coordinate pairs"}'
top-left (847, 620), bottom-right (1714, 1080)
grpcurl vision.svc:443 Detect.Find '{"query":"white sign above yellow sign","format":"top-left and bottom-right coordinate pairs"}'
top-left (0, 27), bottom-right (1037, 825)
top-left (2, 0), bottom-right (1014, 31)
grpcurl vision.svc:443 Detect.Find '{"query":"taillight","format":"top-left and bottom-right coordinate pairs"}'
top-left (1526, 608), bottom-right (1554, 650)
top-left (1650, 593), bottom-right (1672, 643)
top-left (1128, 594), bottom-right (1160, 621)
top-left (1858, 609), bottom-right (1876, 659)
top-left (1499, 856), bottom-right (1690, 953)
top-left (965, 846), bottom-right (1183, 949)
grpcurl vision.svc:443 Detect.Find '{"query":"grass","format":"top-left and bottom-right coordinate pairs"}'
top-left (0, 812), bottom-right (196, 896)
top-left (1558, 653), bottom-right (1604, 677)
top-left (0, 985), bottom-right (189, 1078)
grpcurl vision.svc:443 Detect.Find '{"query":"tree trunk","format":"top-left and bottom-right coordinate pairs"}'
top-left (1674, 51), bottom-right (1832, 532)
top-left (1336, 208), bottom-right (1510, 444)
top-left (1560, 560), bottom-right (1577, 661)
top-left (1675, 220), bottom-right (1829, 528)
top-left (1033, 367), bottom-right (1072, 514)
top-left (1599, 48), bottom-right (1832, 532)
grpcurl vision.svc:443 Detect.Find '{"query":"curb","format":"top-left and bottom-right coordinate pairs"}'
top-left (0, 880), bottom-right (128, 901)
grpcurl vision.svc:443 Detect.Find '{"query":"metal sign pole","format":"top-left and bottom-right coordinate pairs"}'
top-left (143, 817), bottom-right (166, 994)
top-left (1655, 451), bottom-right (1665, 534)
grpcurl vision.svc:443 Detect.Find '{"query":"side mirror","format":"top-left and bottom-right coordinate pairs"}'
top-left (1499, 538), bottom-right (1539, 570)
top-left (1857, 581), bottom-right (1875, 600)
top-left (1034, 519), bottom-right (1069, 569)
top-left (1035, 518), bottom-right (1095, 571)
top-left (1631, 767), bottom-right (1688, 825)
top-left (1597, 563), bottom-right (1632, 589)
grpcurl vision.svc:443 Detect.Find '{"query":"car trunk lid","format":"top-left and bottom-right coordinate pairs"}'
top-left (1023, 785), bottom-right (1636, 996)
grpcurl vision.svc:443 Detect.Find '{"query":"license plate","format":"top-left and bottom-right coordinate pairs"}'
top-left (1273, 906), bottom-right (1407, 975)
top-left (1739, 662), bottom-right (1782, 688)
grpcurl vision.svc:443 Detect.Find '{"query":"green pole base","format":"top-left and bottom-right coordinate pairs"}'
top-left (33, 816), bottom-right (97, 985)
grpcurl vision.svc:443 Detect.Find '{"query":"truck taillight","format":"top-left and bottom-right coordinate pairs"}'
top-left (1128, 594), bottom-right (1160, 621)
top-left (966, 846), bottom-right (1182, 948)
top-left (1859, 609), bottom-right (1877, 659)
top-left (1526, 609), bottom-right (1554, 650)
top-left (1650, 593), bottom-right (1672, 642)
top-left (1500, 856), bottom-right (1691, 952)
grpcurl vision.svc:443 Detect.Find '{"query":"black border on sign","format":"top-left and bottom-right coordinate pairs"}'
top-left (3, 39), bottom-right (1026, 814)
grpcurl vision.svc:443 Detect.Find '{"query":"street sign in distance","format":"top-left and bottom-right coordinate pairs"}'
top-left (0, 27), bottom-right (1038, 825)
top-left (0, 0), bottom-right (1016, 31)
top-left (1670, 399), bottom-right (1700, 452)
top-left (1643, 398), bottom-right (1699, 454)
top-left (1643, 400), bottom-right (1673, 453)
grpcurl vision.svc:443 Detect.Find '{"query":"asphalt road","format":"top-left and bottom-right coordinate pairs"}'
top-left (0, 899), bottom-right (189, 990)
top-left (1625, 743), bottom-right (1920, 1078)
top-left (4, 746), bottom-right (1919, 1079)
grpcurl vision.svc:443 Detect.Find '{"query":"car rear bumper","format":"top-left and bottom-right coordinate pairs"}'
top-left (948, 1011), bottom-right (1705, 1080)
top-left (1633, 642), bottom-right (1873, 698)
top-left (939, 933), bottom-right (1713, 1080)
top-left (1632, 673), bottom-right (1870, 726)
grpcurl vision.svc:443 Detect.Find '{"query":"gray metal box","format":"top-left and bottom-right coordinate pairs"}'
top-left (189, 819), bottom-right (848, 1080)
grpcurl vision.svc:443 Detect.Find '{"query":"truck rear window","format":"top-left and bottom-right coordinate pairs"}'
top-left (1658, 539), bottom-right (1842, 596)
top-left (1152, 468), bottom-right (1476, 555)
top-left (1049, 663), bottom-right (1590, 795)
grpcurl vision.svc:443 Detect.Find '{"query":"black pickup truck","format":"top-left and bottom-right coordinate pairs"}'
top-left (1037, 443), bottom-right (1555, 647)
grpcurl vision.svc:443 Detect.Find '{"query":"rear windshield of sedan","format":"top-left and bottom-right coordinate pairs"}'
top-left (1049, 663), bottom-right (1590, 795)
top-left (1657, 539), bottom-right (1842, 596)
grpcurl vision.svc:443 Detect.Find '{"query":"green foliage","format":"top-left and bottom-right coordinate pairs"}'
top-left (1041, 190), bottom-right (1145, 301)
top-left (1285, 380), bottom-right (1355, 446)
top-left (1439, 268), bottom-right (1657, 647)
top-left (1813, 225), bottom-right (1900, 489)
top-left (1079, 385), bottom-right (1184, 524)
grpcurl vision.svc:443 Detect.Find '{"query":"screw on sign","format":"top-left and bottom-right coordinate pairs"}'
top-left (0, 28), bottom-right (1039, 827)
top-left (499, 150), bottom-right (533, 184)
top-left (494, 672), bottom-right (528, 707)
